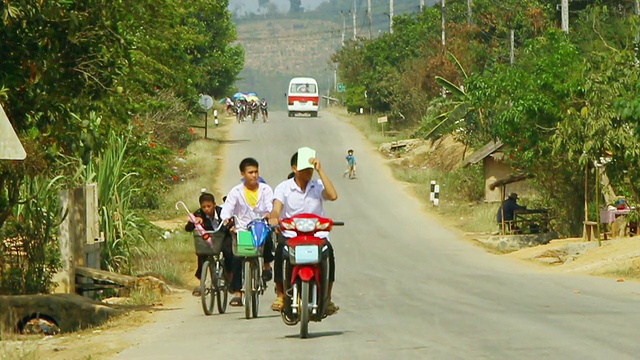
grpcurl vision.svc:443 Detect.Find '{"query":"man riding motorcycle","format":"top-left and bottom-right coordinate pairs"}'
top-left (269, 151), bottom-right (340, 315)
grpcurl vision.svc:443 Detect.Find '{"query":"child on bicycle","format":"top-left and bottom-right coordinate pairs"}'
top-left (185, 192), bottom-right (241, 297)
top-left (220, 157), bottom-right (275, 306)
top-left (343, 149), bottom-right (356, 179)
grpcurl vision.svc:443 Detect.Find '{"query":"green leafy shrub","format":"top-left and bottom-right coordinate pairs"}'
top-left (0, 176), bottom-right (63, 295)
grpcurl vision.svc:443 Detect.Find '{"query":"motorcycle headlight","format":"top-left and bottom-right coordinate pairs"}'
top-left (293, 218), bottom-right (318, 232)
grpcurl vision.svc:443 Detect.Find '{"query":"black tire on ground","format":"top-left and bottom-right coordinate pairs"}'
top-left (215, 260), bottom-right (228, 314)
top-left (311, 112), bottom-right (318, 117)
top-left (244, 261), bottom-right (252, 319)
top-left (300, 280), bottom-right (310, 338)
top-left (200, 260), bottom-right (215, 316)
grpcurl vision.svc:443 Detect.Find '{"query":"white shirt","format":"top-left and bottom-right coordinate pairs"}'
top-left (273, 178), bottom-right (328, 238)
top-left (221, 182), bottom-right (273, 230)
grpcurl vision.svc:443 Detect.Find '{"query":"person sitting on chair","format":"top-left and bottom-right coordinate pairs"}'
top-left (497, 192), bottom-right (526, 231)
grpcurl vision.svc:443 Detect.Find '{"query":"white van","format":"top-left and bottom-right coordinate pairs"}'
top-left (287, 77), bottom-right (319, 117)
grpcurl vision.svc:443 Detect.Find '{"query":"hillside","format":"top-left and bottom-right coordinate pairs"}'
top-left (234, 18), bottom-right (342, 109)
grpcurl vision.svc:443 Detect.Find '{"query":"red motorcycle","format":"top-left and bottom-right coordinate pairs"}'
top-left (278, 213), bottom-right (343, 338)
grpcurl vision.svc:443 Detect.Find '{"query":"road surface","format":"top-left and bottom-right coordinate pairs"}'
top-left (118, 110), bottom-right (640, 359)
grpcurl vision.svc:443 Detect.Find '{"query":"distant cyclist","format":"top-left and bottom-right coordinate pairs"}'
top-left (260, 98), bottom-right (269, 122)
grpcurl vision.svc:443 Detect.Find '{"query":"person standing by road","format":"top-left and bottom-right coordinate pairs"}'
top-left (343, 149), bottom-right (356, 179)
top-left (269, 150), bottom-right (340, 314)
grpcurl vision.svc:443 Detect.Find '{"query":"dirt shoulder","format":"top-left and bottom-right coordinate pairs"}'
top-left (329, 106), bottom-right (640, 282)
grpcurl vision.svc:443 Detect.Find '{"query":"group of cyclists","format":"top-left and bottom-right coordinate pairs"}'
top-left (225, 96), bottom-right (268, 123)
top-left (186, 153), bottom-right (340, 316)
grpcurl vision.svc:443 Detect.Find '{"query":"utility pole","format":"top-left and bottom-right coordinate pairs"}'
top-left (420, 0), bottom-right (424, 12)
top-left (467, 0), bottom-right (472, 25)
top-left (390, 0), bottom-right (394, 34)
top-left (635, 0), bottom-right (639, 43)
top-left (340, 11), bottom-right (346, 46)
top-left (441, 0), bottom-right (445, 46)
top-left (561, 0), bottom-right (569, 34)
top-left (368, 0), bottom-right (373, 38)
top-left (353, 0), bottom-right (357, 40)
top-left (510, 29), bottom-right (515, 65)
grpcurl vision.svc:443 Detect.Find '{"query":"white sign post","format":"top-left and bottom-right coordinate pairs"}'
top-left (377, 116), bottom-right (388, 138)
top-left (198, 95), bottom-right (214, 111)
top-left (198, 95), bottom-right (214, 138)
top-left (0, 104), bottom-right (26, 160)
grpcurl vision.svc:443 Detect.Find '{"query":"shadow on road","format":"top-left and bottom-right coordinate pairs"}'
top-left (219, 139), bottom-right (250, 144)
top-left (284, 330), bottom-right (346, 339)
top-left (231, 314), bottom-right (281, 320)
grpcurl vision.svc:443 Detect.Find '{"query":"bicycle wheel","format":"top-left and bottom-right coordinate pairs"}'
top-left (300, 280), bottom-right (310, 338)
top-left (251, 259), bottom-right (260, 318)
top-left (244, 260), bottom-right (252, 319)
top-left (215, 260), bottom-right (228, 314)
top-left (200, 260), bottom-right (215, 316)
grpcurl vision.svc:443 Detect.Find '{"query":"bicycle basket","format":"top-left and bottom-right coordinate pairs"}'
top-left (193, 230), bottom-right (224, 256)
top-left (232, 230), bottom-right (263, 257)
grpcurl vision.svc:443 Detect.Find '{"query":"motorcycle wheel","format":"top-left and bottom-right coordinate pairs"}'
top-left (200, 261), bottom-right (215, 316)
top-left (300, 281), bottom-right (310, 338)
top-left (215, 260), bottom-right (228, 314)
top-left (244, 261), bottom-right (252, 319)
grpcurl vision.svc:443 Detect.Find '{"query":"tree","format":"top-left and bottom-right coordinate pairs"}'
top-left (289, 0), bottom-right (303, 13)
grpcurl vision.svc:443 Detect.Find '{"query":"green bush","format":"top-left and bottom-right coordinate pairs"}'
top-left (0, 176), bottom-right (63, 295)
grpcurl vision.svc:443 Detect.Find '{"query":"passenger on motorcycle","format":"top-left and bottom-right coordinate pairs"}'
top-left (221, 157), bottom-right (275, 306)
top-left (269, 151), bottom-right (340, 314)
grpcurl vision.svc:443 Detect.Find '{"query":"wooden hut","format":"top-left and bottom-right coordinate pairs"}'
top-left (463, 140), bottom-right (534, 202)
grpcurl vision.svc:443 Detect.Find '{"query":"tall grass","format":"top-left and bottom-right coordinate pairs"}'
top-left (0, 175), bottom-right (63, 294)
top-left (86, 130), bottom-right (158, 273)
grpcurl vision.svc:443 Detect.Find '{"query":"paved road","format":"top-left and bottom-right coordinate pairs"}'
top-left (118, 110), bottom-right (640, 359)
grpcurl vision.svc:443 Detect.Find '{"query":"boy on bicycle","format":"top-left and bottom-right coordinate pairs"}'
top-left (221, 157), bottom-right (275, 306)
top-left (184, 192), bottom-right (240, 297)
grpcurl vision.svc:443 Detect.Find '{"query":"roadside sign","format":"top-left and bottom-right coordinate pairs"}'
top-left (337, 83), bottom-right (345, 92)
top-left (377, 116), bottom-right (388, 124)
top-left (199, 95), bottom-right (214, 110)
top-left (0, 104), bottom-right (26, 160)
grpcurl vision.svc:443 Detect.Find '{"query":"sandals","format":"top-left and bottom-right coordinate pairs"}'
top-left (326, 300), bottom-right (339, 315)
top-left (229, 296), bottom-right (243, 307)
top-left (271, 296), bottom-right (284, 311)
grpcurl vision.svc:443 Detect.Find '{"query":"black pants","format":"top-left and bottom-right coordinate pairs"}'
top-left (195, 237), bottom-right (244, 292)
top-left (274, 234), bottom-right (335, 282)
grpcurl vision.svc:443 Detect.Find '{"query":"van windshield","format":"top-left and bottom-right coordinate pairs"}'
top-left (290, 83), bottom-right (317, 94)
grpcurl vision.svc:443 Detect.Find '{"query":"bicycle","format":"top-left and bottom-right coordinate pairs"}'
top-left (194, 222), bottom-right (229, 316)
top-left (231, 217), bottom-right (273, 319)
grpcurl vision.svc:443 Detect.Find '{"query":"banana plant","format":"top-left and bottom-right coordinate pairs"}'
top-left (421, 52), bottom-right (474, 140)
